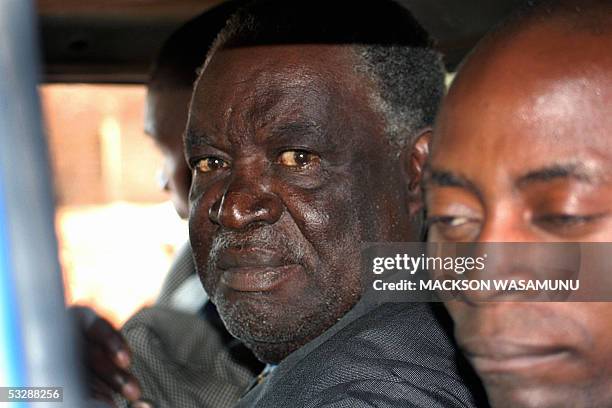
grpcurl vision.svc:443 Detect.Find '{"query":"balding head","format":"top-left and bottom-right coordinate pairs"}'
top-left (435, 0), bottom-right (612, 166)
top-left (499, 0), bottom-right (612, 37)
top-left (442, 0), bottom-right (611, 126)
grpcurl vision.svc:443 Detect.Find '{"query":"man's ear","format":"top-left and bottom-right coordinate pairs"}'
top-left (400, 129), bottom-right (431, 218)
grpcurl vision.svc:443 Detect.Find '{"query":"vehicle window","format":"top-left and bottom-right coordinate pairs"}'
top-left (40, 84), bottom-right (187, 326)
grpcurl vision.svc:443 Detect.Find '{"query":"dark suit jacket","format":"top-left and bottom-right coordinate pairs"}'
top-left (235, 302), bottom-right (487, 407)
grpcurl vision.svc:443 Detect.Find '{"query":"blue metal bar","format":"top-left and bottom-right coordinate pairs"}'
top-left (0, 0), bottom-right (86, 406)
top-left (0, 175), bottom-right (27, 402)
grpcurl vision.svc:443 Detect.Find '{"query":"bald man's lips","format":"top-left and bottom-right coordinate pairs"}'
top-left (217, 247), bottom-right (302, 292)
top-left (462, 338), bottom-right (571, 374)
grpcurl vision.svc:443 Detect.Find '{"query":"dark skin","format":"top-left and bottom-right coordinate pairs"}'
top-left (425, 16), bottom-right (612, 408)
top-left (78, 86), bottom-right (194, 407)
top-left (186, 44), bottom-right (425, 363)
top-left (72, 306), bottom-right (142, 405)
top-left (145, 86), bottom-right (193, 219)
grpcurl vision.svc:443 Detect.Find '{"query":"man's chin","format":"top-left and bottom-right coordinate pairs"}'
top-left (218, 303), bottom-right (314, 364)
top-left (214, 288), bottom-right (356, 363)
top-left (218, 291), bottom-right (305, 341)
top-left (241, 337), bottom-right (307, 365)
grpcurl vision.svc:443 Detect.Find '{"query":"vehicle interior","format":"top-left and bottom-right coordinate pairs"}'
top-left (1, 0), bottom-right (525, 405)
top-left (40, 0), bottom-right (523, 82)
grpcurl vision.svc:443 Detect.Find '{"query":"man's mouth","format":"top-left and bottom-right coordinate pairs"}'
top-left (462, 338), bottom-right (571, 374)
top-left (217, 247), bottom-right (302, 292)
top-left (220, 264), bottom-right (302, 292)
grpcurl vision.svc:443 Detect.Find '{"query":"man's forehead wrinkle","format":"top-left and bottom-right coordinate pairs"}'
top-left (256, 87), bottom-right (329, 122)
top-left (271, 120), bottom-right (323, 137)
top-left (192, 46), bottom-right (362, 153)
top-left (244, 76), bottom-right (333, 144)
top-left (227, 50), bottom-right (330, 92)
top-left (250, 69), bottom-right (330, 104)
top-left (266, 66), bottom-right (329, 90)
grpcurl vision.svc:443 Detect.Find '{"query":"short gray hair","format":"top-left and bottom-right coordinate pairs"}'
top-left (203, 0), bottom-right (445, 148)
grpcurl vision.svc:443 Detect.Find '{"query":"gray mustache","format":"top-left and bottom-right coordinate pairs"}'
top-left (207, 227), bottom-right (307, 272)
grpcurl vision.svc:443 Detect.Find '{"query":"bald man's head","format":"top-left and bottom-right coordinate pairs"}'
top-left (464, 0), bottom-right (612, 63)
top-left (502, 0), bottom-right (612, 36)
top-left (436, 0), bottom-right (612, 162)
top-left (429, 1), bottom-right (612, 407)
top-left (444, 0), bottom-right (611, 113)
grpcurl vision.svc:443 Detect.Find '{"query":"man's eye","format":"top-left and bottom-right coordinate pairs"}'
top-left (277, 150), bottom-right (320, 168)
top-left (533, 213), bottom-right (606, 234)
top-left (194, 157), bottom-right (229, 173)
top-left (427, 216), bottom-right (481, 242)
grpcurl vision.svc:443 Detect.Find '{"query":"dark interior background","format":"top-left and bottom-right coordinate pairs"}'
top-left (38, 0), bottom-right (525, 83)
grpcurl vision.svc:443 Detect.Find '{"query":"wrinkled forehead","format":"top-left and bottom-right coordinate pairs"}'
top-left (189, 45), bottom-right (358, 129)
top-left (432, 27), bottom-right (612, 172)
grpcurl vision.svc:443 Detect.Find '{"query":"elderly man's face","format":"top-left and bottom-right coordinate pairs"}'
top-left (186, 44), bottom-right (416, 362)
top-left (426, 23), bottom-right (612, 408)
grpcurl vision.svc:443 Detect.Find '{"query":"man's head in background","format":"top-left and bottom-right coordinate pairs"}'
top-left (81, 6), bottom-right (256, 406)
top-left (186, 0), bottom-right (445, 363)
top-left (426, 0), bottom-right (612, 406)
top-left (144, 2), bottom-right (243, 219)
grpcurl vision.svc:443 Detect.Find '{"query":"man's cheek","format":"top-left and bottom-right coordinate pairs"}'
top-left (188, 205), bottom-right (214, 251)
top-left (189, 173), bottom-right (227, 205)
top-left (443, 301), bottom-right (472, 339)
top-left (295, 177), bottom-right (355, 225)
top-left (294, 200), bottom-right (357, 253)
top-left (188, 197), bottom-right (217, 279)
top-left (305, 203), bottom-right (362, 273)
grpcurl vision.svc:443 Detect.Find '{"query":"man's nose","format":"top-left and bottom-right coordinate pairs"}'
top-left (477, 209), bottom-right (533, 243)
top-left (458, 244), bottom-right (544, 303)
top-left (209, 178), bottom-right (283, 230)
top-left (461, 210), bottom-right (544, 302)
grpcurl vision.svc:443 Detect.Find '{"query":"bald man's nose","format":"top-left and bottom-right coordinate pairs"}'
top-left (458, 255), bottom-right (543, 302)
top-left (461, 240), bottom-right (556, 303)
top-left (209, 189), bottom-right (283, 230)
top-left (477, 215), bottom-right (534, 243)
top-left (460, 215), bottom-right (545, 302)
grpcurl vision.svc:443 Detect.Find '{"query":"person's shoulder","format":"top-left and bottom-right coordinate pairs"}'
top-left (244, 303), bottom-right (484, 408)
top-left (335, 302), bottom-right (451, 348)
top-left (156, 242), bottom-right (203, 309)
top-left (119, 306), bottom-right (262, 408)
top-left (305, 303), bottom-right (476, 405)
top-left (121, 306), bottom-right (227, 366)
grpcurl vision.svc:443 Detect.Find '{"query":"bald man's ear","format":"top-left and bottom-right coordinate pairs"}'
top-left (401, 129), bottom-right (431, 218)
